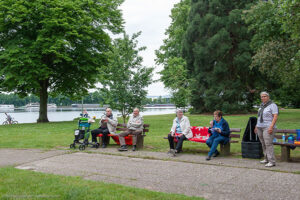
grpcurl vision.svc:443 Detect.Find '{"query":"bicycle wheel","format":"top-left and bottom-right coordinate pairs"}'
top-left (2, 121), bottom-right (8, 125)
top-left (12, 121), bottom-right (18, 124)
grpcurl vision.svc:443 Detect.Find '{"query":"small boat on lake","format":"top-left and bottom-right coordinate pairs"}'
top-left (25, 103), bottom-right (57, 111)
top-left (0, 104), bottom-right (14, 111)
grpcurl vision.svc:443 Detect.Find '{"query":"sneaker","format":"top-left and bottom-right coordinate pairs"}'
top-left (260, 159), bottom-right (268, 164)
top-left (265, 162), bottom-right (276, 167)
top-left (206, 156), bottom-right (211, 161)
top-left (167, 149), bottom-right (173, 154)
top-left (118, 145), bottom-right (128, 151)
top-left (213, 150), bottom-right (220, 157)
top-left (170, 149), bottom-right (177, 157)
top-left (132, 145), bottom-right (136, 151)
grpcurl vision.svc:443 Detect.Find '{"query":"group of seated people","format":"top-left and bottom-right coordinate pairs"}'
top-left (90, 107), bottom-right (228, 160)
top-left (167, 109), bottom-right (229, 160)
top-left (91, 107), bottom-right (143, 151)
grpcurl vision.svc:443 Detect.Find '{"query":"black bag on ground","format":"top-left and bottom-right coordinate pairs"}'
top-left (241, 117), bottom-right (263, 159)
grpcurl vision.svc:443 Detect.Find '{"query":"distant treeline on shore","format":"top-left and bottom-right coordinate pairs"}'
top-left (0, 92), bottom-right (173, 107)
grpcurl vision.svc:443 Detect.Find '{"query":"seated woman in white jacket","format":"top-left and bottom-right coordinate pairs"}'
top-left (168, 109), bottom-right (193, 156)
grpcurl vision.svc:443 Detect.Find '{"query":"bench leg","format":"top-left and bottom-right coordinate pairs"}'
top-left (136, 135), bottom-right (144, 149)
top-left (220, 143), bottom-right (230, 156)
top-left (99, 136), bottom-right (110, 146)
top-left (280, 146), bottom-right (291, 162)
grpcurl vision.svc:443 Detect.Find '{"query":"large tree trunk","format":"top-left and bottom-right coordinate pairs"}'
top-left (37, 80), bottom-right (49, 123)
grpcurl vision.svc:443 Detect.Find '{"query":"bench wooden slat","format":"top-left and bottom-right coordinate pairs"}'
top-left (230, 128), bottom-right (241, 132)
top-left (273, 142), bottom-right (300, 147)
top-left (275, 129), bottom-right (297, 133)
top-left (230, 134), bottom-right (240, 138)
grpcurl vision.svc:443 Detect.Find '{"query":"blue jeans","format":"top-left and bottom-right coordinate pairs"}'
top-left (206, 134), bottom-right (229, 157)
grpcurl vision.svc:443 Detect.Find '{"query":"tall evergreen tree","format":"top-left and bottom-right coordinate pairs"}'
top-left (183, 0), bottom-right (258, 113)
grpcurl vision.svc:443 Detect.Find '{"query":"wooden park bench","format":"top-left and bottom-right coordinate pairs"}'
top-left (273, 129), bottom-right (300, 162)
top-left (164, 127), bottom-right (241, 156)
top-left (97, 123), bottom-right (150, 149)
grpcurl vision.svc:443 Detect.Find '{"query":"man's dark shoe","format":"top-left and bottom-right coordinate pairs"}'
top-left (92, 142), bottom-right (99, 148)
top-left (132, 145), bottom-right (136, 151)
top-left (206, 156), bottom-right (211, 161)
top-left (118, 145), bottom-right (128, 151)
top-left (213, 150), bottom-right (220, 157)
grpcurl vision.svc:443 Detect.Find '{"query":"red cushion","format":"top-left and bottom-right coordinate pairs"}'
top-left (111, 135), bottom-right (133, 145)
top-left (188, 126), bottom-right (210, 143)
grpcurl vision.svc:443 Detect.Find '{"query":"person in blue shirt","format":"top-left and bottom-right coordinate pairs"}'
top-left (206, 110), bottom-right (230, 160)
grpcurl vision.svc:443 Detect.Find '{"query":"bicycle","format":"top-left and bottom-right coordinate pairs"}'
top-left (2, 118), bottom-right (18, 125)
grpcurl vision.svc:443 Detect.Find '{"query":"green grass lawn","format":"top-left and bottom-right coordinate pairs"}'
top-left (0, 109), bottom-right (300, 158)
top-left (0, 167), bottom-right (203, 200)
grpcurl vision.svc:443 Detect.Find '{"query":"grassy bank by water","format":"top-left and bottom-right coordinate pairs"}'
top-left (0, 109), bottom-right (300, 158)
top-left (0, 167), bottom-right (202, 200)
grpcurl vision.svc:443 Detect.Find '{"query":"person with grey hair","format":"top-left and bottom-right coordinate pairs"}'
top-left (254, 92), bottom-right (278, 167)
top-left (118, 108), bottom-right (144, 151)
top-left (91, 108), bottom-right (118, 148)
top-left (167, 109), bottom-right (193, 156)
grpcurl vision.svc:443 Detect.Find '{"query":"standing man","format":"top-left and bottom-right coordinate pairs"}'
top-left (91, 108), bottom-right (118, 148)
top-left (118, 108), bottom-right (144, 151)
top-left (254, 91), bottom-right (278, 167)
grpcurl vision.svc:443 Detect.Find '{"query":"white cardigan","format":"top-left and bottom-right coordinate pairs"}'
top-left (170, 116), bottom-right (193, 139)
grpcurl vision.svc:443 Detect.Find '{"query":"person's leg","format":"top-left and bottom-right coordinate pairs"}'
top-left (118, 130), bottom-right (130, 151)
top-left (175, 135), bottom-right (187, 152)
top-left (257, 127), bottom-right (267, 162)
top-left (131, 130), bottom-right (142, 145)
top-left (101, 128), bottom-right (110, 147)
top-left (91, 129), bottom-right (101, 143)
top-left (206, 135), bottom-right (214, 148)
top-left (168, 134), bottom-right (175, 150)
top-left (263, 128), bottom-right (276, 165)
top-left (208, 136), bottom-right (225, 157)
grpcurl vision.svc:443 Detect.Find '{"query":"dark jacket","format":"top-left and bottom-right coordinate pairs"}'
top-left (209, 118), bottom-right (230, 137)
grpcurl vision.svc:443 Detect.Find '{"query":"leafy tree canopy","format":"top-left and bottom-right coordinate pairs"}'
top-left (0, 0), bottom-right (124, 122)
top-left (244, 0), bottom-right (300, 107)
top-left (100, 32), bottom-right (153, 123)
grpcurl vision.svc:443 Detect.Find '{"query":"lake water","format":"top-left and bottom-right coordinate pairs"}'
top-left (0, 107), bottom-right (176, 124)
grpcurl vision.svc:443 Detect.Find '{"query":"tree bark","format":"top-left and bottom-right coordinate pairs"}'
top-left (37, 80), bottom-right (49, 123)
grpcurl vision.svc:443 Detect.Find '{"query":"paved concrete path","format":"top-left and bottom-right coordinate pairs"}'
top-left (1, 148), bottom-right (300, 200)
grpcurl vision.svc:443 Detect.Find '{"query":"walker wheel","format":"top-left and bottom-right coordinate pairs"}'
top-left (79, 144), bottom-right (85, 151)
top-left (70, 144), bottom-right (75, 149)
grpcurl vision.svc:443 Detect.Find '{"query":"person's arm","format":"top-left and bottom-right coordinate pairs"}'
top-left (219, 121), bottom-right (230, 137)
top-left (268, 104), bottom-right (279, 134)
top-left (170, 119), bottom-right (176, 136)
top-left (131, 116), bottom-right (143, 128)
top-left (268, 114), bottom-right (278, 134)
top-left (179, 117), bottom-right (190, 137)
top-left (107, 116), bottom-right (118, 127)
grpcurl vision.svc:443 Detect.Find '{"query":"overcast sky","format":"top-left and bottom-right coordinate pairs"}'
top-left (120, 0), bottom-right (180, 96)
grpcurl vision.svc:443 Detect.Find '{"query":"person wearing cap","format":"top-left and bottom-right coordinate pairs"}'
top-left (254, 92), bottom-right (278, 167)
top-left (118, 108), bottom-right (144, 151)
top-left (205, 110), bottom-right (230, 160)
top-left (91, 108), bottom-right (118, 148)
top-left (167, 109), bottom-right (193, 156)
